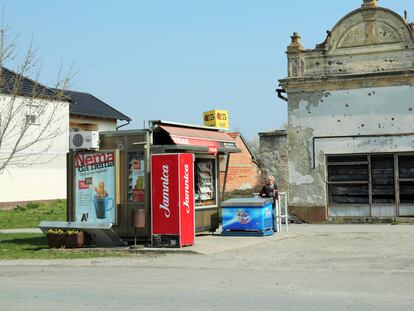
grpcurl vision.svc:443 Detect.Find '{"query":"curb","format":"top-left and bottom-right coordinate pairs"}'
top-left (129, 248), bottom-right (200, 255)
top-left (45, 246), bottom-right (201, 255)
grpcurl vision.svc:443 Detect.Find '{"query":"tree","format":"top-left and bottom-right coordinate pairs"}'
top-left (0, 16), bottom-right (74, 174)
top-left (247, 135), bottom-right (260, 162)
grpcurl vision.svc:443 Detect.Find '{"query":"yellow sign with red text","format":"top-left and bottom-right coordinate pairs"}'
top-left (203, 110), bottom-right (229, 130)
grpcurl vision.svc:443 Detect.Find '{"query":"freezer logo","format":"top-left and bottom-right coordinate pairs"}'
top-left (237, 209), bottom-right (252, 225)
top-left (160, 164), bottom-right (171, 218)
top-left (183, 164), bottom-right (191, 214)
top-left (265, 208), bottom-right (271, 218)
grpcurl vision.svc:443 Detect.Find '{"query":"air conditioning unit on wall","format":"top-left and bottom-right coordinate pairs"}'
top-left (69, 131), bottom-right (99, 150)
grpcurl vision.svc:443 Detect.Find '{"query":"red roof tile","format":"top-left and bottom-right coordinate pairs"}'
top-left (227, 132), bottom-right (240, 140)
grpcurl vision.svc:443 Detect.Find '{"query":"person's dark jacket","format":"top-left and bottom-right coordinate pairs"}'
top-left (260, 184), bottom-right (277, 198)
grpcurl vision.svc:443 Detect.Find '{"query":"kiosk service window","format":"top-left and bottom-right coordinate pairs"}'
top-left (194, 157), bottom-right (217, 208)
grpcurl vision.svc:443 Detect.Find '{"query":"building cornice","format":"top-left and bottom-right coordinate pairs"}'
top-left (279, 70), bottom-right (414, 92)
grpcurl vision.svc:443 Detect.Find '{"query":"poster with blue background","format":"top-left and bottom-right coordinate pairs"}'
top-left (74, 152), bottom-right (116, 224)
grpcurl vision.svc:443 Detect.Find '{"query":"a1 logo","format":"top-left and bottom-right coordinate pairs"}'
top-left (81, 213), bottom-right (89, 222)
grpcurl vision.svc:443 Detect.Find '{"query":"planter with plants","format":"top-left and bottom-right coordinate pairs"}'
top-left (47, 229), bottom-right (85, 248)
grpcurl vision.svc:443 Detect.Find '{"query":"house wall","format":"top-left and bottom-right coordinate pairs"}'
top-left (0, 95), bottom-right (69, 208)
top-left (220, 135), bottom-right (261, 192)
top-left (287, 85), bottom-right (414, 220)
top-left (70, 115), bottom-right (117, 131)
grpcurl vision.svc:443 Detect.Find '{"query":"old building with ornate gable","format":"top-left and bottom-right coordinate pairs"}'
top-left (279, 0), bottom-right (414, 221)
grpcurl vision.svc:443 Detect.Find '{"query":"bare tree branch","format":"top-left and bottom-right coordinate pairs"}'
top-left (0, 12), bottom-right (74, 174)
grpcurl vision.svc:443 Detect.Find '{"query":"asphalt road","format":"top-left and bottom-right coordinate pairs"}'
top-left (1, 224), bottom-right (414, 311)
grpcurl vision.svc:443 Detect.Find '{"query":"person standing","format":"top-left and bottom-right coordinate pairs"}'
top-left (260, 176), bottom-right (278, 232)
top-left (260, 176), bottom-right (277, 198)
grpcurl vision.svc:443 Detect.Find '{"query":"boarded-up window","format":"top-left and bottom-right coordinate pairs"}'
top-left (328, 154), bottom-right (414, 206)
top-left (399, 156), bottom-right (414, 204)
top-left (371, 155), bottom-right (395, 204)
top-left (327, 155), bottom-right (369, 204)
top-left (328, 154), bottom-right (414, 217)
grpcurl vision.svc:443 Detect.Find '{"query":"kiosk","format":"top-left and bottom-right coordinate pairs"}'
top-left (66, 121), bottom-right (240, 244)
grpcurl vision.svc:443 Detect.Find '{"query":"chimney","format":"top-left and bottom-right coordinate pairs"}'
top-left (361, 0), bottom-right (378, 8)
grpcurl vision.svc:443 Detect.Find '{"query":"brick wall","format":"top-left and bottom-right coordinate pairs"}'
top-left (220, 135), bottom-right (261, 192)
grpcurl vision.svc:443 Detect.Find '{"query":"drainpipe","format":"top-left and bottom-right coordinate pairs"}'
top-left (221, 154), bottom-right (231, 201)
top-left (276, 87), bottom-right (288, 102)
top-left (116, 120), bottom-right (130, 130)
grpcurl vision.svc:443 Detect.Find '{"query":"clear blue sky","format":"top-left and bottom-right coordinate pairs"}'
top-left (1, 0), bottom-right (412, 139)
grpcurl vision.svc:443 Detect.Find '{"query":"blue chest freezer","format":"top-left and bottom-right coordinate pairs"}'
top-left (221, 198), bottom-right (274, 236)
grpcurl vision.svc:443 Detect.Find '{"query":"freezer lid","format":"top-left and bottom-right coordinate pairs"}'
top-left (221, 198), bottom-right (274, 207)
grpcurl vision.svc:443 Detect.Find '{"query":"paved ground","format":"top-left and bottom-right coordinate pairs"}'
top-left (1, 224), bottom-right (414, 310)
top-left (0, 228), bottom-right (42, 234)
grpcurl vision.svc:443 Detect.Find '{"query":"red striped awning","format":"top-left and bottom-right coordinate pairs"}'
top-left (158, 125), bottom-right (238, 153)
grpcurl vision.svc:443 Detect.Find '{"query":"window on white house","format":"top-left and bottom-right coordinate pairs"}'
top-left (25, 104), bottom-right (40, 125)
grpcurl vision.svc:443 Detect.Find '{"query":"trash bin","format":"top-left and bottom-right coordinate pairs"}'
top-left (221, 198), bottom-right (274, 236)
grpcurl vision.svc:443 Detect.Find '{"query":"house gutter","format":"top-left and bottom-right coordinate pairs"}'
top-left (116, 120), bottom-right (130, 130)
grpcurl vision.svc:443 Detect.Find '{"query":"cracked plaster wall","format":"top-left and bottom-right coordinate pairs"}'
top-left (259, 131), bottom-right (288, 194)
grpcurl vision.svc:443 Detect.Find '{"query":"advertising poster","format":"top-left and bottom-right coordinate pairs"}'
top-left (74, 152), bottom-right (116, 224)
top-left (129, 159), bottom-right (145, 202)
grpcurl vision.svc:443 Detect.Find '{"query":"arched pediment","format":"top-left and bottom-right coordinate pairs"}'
top-left (337, 21), bottom-right (402, 48)
top-left (325, 7), bottom-right (414, 51)
top-left (285, 2), bottom-right (414, 80)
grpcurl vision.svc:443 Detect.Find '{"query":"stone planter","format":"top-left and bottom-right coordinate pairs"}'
top-left (47, 231), bottom-right (85, 248)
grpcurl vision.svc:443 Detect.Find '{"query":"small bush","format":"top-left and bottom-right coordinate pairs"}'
top-left (45, 209), bottom-right (55, 215)
top-left (26, 203), bottom-right (40, 209)
top-left (14, 205), bottom-right (26, 212)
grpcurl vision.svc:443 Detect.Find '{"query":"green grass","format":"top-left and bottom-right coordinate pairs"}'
top-left (0, 233), bottom-right (130, 260)
top-left (0, 202), bottom-right (134, 260)
top-left (0, 200), bottom-right (67, 229)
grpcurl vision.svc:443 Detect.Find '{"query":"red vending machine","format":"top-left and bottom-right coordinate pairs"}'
top-left (151, 153), bottom-right (195, 247)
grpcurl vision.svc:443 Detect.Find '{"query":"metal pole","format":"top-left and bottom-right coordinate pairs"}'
top-left (284, 193), bottom-right (289, 233)
top-left (66, 152), bottom-right (74, 222)
top-left (221, 154), bottom-right (231, 201)
top-left (278, 195), bottom-right (282, 233)
top-left (276, 192), bottom-right (289, 233)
